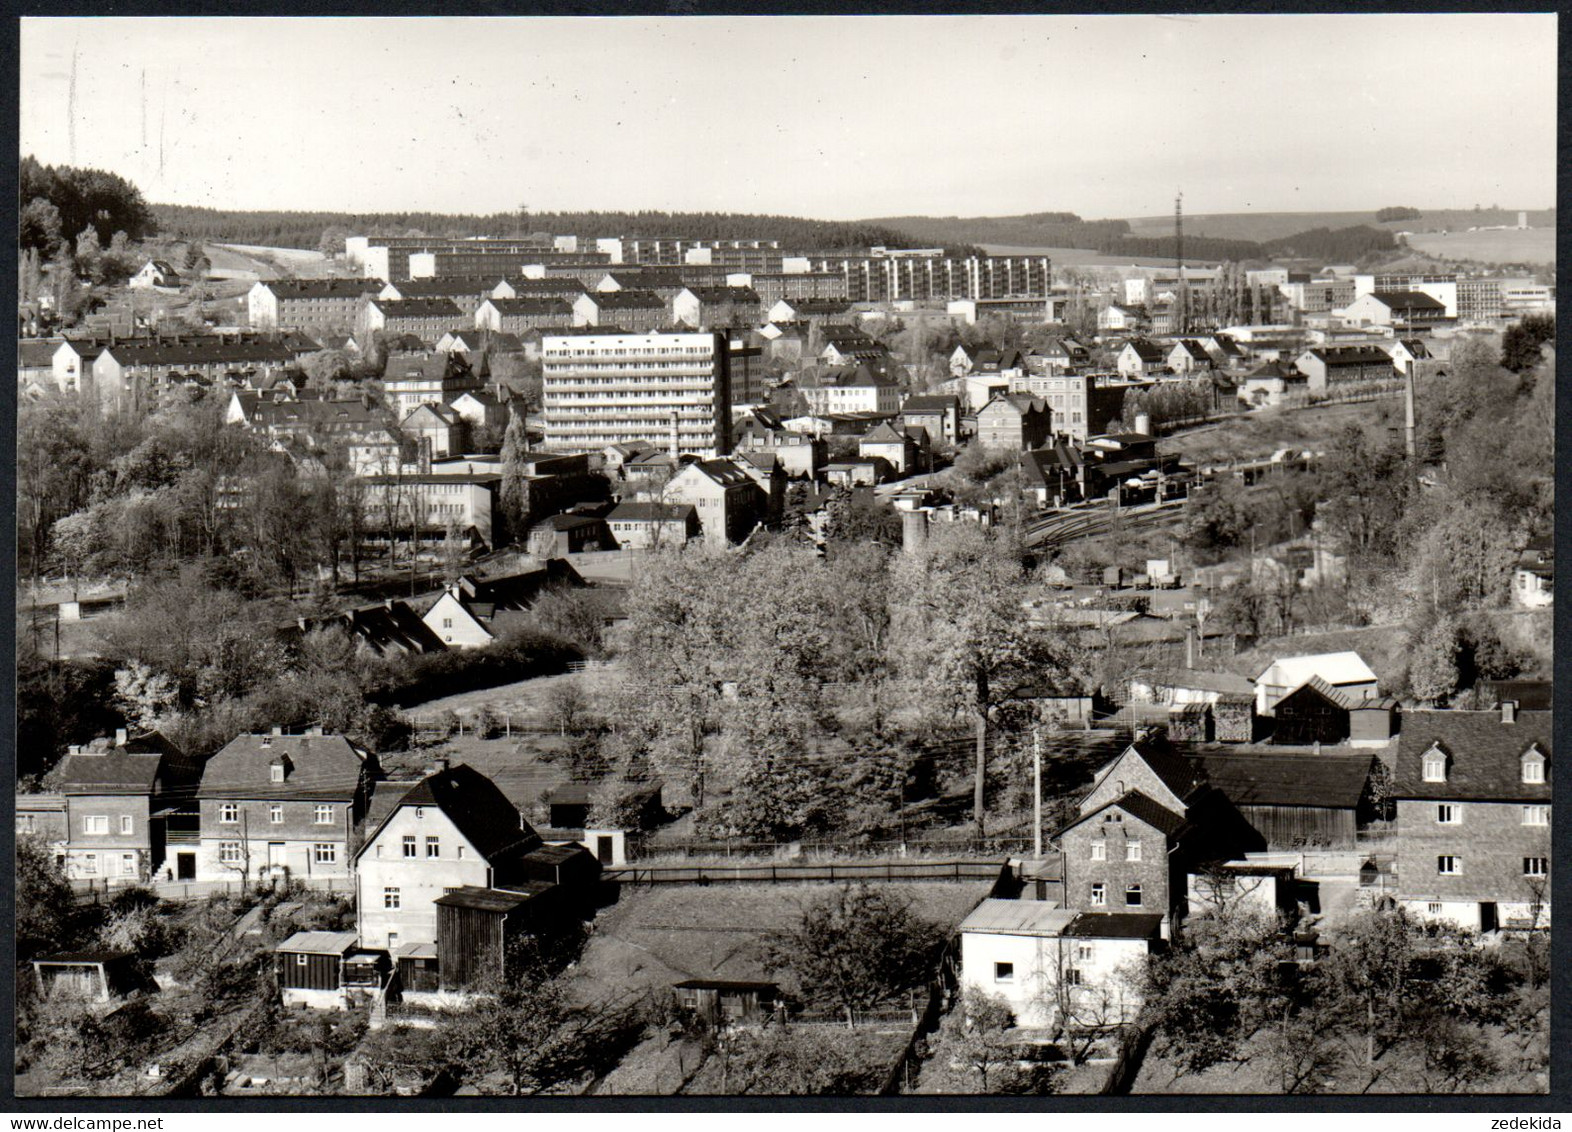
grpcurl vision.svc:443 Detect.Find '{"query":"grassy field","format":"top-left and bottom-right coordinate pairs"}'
top-left (1121, 207), bottom-right (1555, 243)
top-left (1157, 397), bottom-right (1400, 466)
top-left (1402, 228), bottom-right (1554, 267)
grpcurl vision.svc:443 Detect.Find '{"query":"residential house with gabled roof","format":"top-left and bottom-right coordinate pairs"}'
top-left (1292, 346), bottom-right (1397, 393)
top-left (975, 393), bottom-right (1052, 451)
top-left (352, 762), bottom-right (543, 953)
top-left (420, 560), bottom-right (586, 649)
top-left (52, 338), bottom-right (110, 395)
top-left (606, 500), bottom-right (700, 549)
top-left (193, 728), bottom-right (376, 883)
top-left (857, 421), bottom-right (921, 476)
top-left (401, 403), bottom-right (466, 460)
top-left (1339, 290), bottom-right (1453, 335)
top-left (55, 729), bottom-right (200, 883)
top-left (1115, 338), bottom-right (1167, 379)
top-left (129, 259), bottom-right (182, 290)
top-left (1512, 534), bottom-right (1553, 609)
top-left (491, 276), bottom-right (588, 303)
top-left (663, 457), bottom-right (767, 547)
top-left (297, 600), bottom-right (447, 657)
top-left (901, 393), bottom-right (962, 447)
top-left (381, 351), bottom-right (481, 417)
top-left (1254, 651), bottom-right (1378, 716)
top-left (1028, 336), bottom-right (1092, 376)
top-left (1268, 676), bottom-right (1398, 747)
top-left (1238, 359), bottom-right (1307, 407)
top-left (1392, 706), bottom-right (1551, 932)
top-left (91, 337), bottom-right (303, 413)
top-left (1099, 303), bottom-right (1142, 333)
top-left (801, 363), bottom-right (903, 416)
top-left (1165, 339), bottom-right (1215, 375)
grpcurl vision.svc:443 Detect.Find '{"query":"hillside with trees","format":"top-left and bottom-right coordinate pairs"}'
top-left (152, 204), bottom-right (949, 255)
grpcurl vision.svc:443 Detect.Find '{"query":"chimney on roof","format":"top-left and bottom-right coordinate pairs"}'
top-left (114, 727), bottom-right (128, 747)
top-left (430, 756), bottom-right (451, 775)
top-left (1184, 627), bottom-right (1197, 670)
top-left (307, 724), bottom-right (324, 736)
top-left (67, 744), bottom-right (81, 756)
top-left (271, 725), bottom-right (284, 737)
top-left (1502, 700), bottom-right (1518, 724)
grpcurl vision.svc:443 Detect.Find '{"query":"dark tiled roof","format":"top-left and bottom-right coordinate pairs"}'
top-left (685, 286), bottom-right (761, 303)
top-left (387, 278), bottom-right (496, 298)
top-left (266, 279), bottom-right (384, 299)
top-left (486, 298), bottom-right (574, 317)
top-left (104, 340), bottom-right (299, 367)
top-left (1302, 346), bottom-right (1395, 366)
top-left (389, 763), bottom-right (542, 863)
top-left (1370, 290), bottom-right (1447, 311)
top-left (372, 298), bottom-right (464, 318)
top-left (1064, 912), bottom-right (1165, 939)
top-left (57, 732), bottom-right (186, 794)
top-left (903, 394), bottom-right (959, 413)
top-left (586, 290), bottom-right (666, 310)
top-left (197, 733), bottom-right (370, 800)
top-left (608, 501), bottom-right (696, 522)
top-left (1189, 752), bottom-right (1374, 809)
top-left (1136, 742), bottom-right (1208, 803)
top-left (1140, 669), bottom-right (1255, 696)
top-left (1393, 709), bottom-right (1552, 802)
top-left (433, 883), bottom-right (555, 912)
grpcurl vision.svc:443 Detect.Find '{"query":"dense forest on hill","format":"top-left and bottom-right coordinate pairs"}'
top-left (152, 204), bottom-right (948, 254)
top-left (870, 210), bottom-right (1399, 265)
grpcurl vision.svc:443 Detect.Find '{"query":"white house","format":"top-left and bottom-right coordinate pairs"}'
top-left (129, 260), bottom-right (181, 291)
top-left (1254, 651), bottom-right (1379, 716)
top-left (958, 900), bottom-right (1155, 1030)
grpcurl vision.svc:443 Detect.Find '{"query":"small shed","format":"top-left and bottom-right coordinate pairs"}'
top-left (522, 843), bottom-right (603, 891)
top-left (1271, 677), bottom-right (1352, 746)
top-left (1347, 696), bottom-right (1399, 747)
top-left (1167, 702), bottom-right (1211, 743)
top-left (434, 883), bottom-right (565, 990)
top-left (274, 931), bottom-right (358, 1009)
top-left (546, 782), bottom-right (592, 830)
top-left (395, 941), bottom-right (441, 994)
top-left (673, 979), bottom-right (781, 1025)
top-left (33, 951), bottom-right (148, 1002)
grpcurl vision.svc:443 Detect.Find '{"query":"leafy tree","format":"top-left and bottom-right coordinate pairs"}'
top-left (112, 661), bottom-right (179, 730)
top-left (890, 523), bottom-right (1063, 833)
top-left (764, 884), bottom-right (942, 1022)
top-left (1405, 613), bottom-right (1461, 705)
top-left (1320, 907), bottom-right (1413, 1087)
top-left (16, 834), bottom-right (75, 960)
top-left (920, 988), bottom-right (1056, 1094)
top-left (20, 196), bottom-right (64, 254)
top-left (1180, 478), bottom-right (1253, 553)
top-left (297, 349), bottom-right (355, 391)
top-left (1500, 314), bottom-right (1555, 373)
top-left (499, 403), bottom-right (532, 542)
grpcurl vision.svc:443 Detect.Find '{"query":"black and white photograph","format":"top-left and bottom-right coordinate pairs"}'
top-left (9, 11), bottom-right (1558, 1102)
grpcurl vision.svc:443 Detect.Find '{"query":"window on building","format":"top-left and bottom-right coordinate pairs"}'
top-left (82, 853), bottom-right (98, 875)
top-left (120, 815), bottom-right (134, 835)
top-left (220, 804), bottom-right (239, 824)
top-left (1437, 856), bottom-right (1461, 876)
top-left (121, 853), bottom-right (137, 875)
top-left (1064, 968), bottom-right (1083, 986)
top-left (314, 843), bottom-right (338, 865)
top-left (1127, 841), bottom-right (1142, 862)
top-left (384, 887), bottom-right (401, 909)
top-left (315, 805), bottom-right (335, 825)
top-left (218, 842), bottom-right (243, 864)
top-left (1090, 841), bottom-right (1106, 861)
top-left (271, 764), bottom-right (285, 783)
top-left (1090, 883), bottom-right (1106, 907)
top-left (403, 835), bottom-right (417, 858)
top-left (83, 815), bottom-right (108, 835)
top-left (1436, 804), bottom-right (1458, 824)
top-left (1126, 884), bottom-right (1143, 906)
top-left (269, 805), bottom-right (284, 824)
top-left (1075, 942), bottom-right (1095, 963)
top-left (1522, 750), bottom-right (1546, 784)
top-left (426, 836), bottom-right (440, 858)
top-left (994, 962), bottom-right (1014, 983)
top-left (1422, 749), bottom-right (1447, 783)
top-left (1524, 857), bottom-right (1548, 878)
top-left (1523, 805), bottom-right (1550, 826)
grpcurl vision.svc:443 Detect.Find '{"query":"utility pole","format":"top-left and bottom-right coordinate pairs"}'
top-left (1174, 191), bottom-right (1186, 336)
top-left (1032, 727), bottom-right (1043, 859)
top-left (1403, 363), bottom-right (1417, 461)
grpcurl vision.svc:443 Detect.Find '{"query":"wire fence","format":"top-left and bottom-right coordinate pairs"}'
top-left (604, 859), bottom-right (1010, 887)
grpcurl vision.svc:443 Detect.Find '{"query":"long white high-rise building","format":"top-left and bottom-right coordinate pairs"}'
top-left (541, 331), bottom-right (732, 457)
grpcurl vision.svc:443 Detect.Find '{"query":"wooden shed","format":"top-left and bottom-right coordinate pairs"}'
top-left (1270, 677), bottom-right (1352, 746)
top-left (434, 883), bottom-right (564, 990)
top-left (395, 942), bottom-right (441, 994)
top-left (1190, 752), bottom-right (1377, 851)
top-left (522, 843), bottom-right (603, 891)
top-left (274, 931), bottom-right (358, 1009)
top-left (673, 979), bottom-right (781, 1025)
top-left (33, 951), bottom-right (148, 1002)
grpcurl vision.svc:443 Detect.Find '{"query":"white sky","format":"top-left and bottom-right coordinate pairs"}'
top-left (19, 14), bottom-right (1558, 221)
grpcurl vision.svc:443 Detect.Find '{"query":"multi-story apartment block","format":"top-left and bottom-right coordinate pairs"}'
top-left (801, 363), bottom-right (903, 416)
top-left (1393, 705), bottom-right (1551, 932)
top-left (735, 272), bottom-right (848, 305)
top-left (571, 290), bottom-right (669, 332)
top-left (353, 238), bottom-right (556, 281)
top-left (1457, 278), bottom-right (1504, 321)
top-left (90, 337), bottom-right (304, 413)
top-left (194, 729), bottom-right (376, 883)
top-left (541, 331), bottom-right (733, 456)
top-left (1026, 374), bottom-right (1126, 444)
top-left (248, 279), bottom-right (386, 332)
top-left (671, 286), bottom-right (763, 331)
top-left (357, 298), bottom-right (464, 343)
top-left (805, 253), bottom-right (1052, 303)
top-left (1292, 346), bottom-right (1397, 392)
top-left (975, 393), bottom-right (1052, 451)
top-left (1277, 276), bottom-right (1357, 312)
top-left (475, 297), bottom-right (576, 334)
